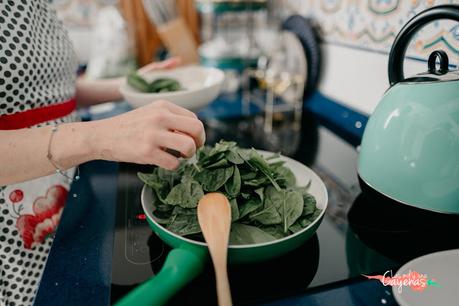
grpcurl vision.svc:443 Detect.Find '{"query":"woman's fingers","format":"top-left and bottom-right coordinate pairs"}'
top-left (138, 57), bottom-right (181, 74)
top-left (158, 131), bottom-right (197, 158)
top-left (148, 101), bottom-right (204, 147)
top-left (100, 97), bottom-right (205, 167)
top-left (163, 115), bottom-right (205, 148)
top-left (152, 149), bottom-right (180, 170)
top-left (152, 100), bottom-right (197, 119)
top-left (157, 57), bottom-right (181, 69)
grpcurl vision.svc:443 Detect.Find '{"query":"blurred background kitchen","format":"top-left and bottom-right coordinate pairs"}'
top-left (48, 0), bottom-right (459, 198)
top-left (54, 0), bottom-right (459, 149)
top-left (53, 0), bottom-right (459, 116)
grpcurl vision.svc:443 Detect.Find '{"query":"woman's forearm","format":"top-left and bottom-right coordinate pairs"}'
top-left (0, 100), bottom-right (206, 186)
top-left (75, 77), bottom-right (124, 107)
top-left (0, 122), bottom-right (97, 186)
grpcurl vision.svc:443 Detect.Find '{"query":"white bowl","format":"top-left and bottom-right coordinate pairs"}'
top-left (120, 65), bottom-right (225, 111)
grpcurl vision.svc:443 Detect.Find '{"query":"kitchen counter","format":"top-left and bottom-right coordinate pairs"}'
top-left (34, 95), bottom-right (459, 306)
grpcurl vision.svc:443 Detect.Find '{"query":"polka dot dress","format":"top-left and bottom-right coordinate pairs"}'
top-left (0, 0), bottom-right (79, 305)
top-left (0, 0), bottom-right (77, 115)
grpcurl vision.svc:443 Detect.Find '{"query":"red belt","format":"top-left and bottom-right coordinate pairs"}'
top-left (0, 98), bottom-right (76, 130)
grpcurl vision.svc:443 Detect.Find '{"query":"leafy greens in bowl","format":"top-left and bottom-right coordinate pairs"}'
top-left (120, 65), bottom-right (224, 111)
top-left (138, 141), bottom-right (324, 245)
top-left (127, 72), bottom-right (182, 93)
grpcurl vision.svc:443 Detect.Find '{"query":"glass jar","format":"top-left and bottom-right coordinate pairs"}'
top-left (196, 0), bottom-right (268, 93)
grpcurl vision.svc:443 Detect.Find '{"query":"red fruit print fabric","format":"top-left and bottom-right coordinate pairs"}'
top-left (14, 185), bottom-right (68, 249)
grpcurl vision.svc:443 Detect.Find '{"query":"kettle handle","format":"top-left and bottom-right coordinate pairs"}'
top-left (388, 5), bottom-right (459, 86)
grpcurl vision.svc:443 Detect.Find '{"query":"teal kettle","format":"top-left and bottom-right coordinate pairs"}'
top-left (358, 5), bottom-right (459, 214)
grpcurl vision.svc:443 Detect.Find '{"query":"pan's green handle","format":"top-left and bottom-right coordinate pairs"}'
top-left (114, 244), bottom-right (207, 306)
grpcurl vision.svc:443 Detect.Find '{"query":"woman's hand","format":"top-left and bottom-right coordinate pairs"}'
top-left (89, 100), bottom-right (205, 170)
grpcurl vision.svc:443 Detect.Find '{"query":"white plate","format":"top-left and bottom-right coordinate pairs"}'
top-left (142, 150), bottom-right (328, 248)
top-left (393, 249), bottom-right (459, 306)
top-left (120, 65), bottom-right (225, 111)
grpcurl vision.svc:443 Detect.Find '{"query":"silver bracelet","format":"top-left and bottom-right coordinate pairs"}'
top-left (47, 125), bottom-right (80, 182)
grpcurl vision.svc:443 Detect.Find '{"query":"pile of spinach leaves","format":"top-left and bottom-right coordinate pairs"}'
top-left (138, 141), bottom-right (322, 245)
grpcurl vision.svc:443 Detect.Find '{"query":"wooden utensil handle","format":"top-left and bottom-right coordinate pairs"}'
top-left (214, 265), bottom-right (233, 306)
top-left (156, 17), bottom-right (199, 65)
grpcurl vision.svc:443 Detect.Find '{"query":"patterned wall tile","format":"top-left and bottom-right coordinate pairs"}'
top-left (293, 0), bottom-right (459, 64)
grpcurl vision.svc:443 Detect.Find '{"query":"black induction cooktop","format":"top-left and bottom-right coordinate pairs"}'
top-left (109, 112), bottom-right (459, 305)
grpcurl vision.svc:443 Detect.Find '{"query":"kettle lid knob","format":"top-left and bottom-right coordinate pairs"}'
top-left (401, 50), bottom-right (459, 84)
top-left (427, 50), bottom-right (449, 75)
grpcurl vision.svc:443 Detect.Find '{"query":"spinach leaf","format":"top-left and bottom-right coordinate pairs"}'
top-left (290, 208), bottom-right (322, 233)
top-left (196, 167), bottom-right (234, 192)
top-left (275, 166), bottom-right (296, 187)
top-left (289, 223), bottom-right (303, 234)
top-left (229, 198), bottom-right (240, 222)
top-left (225, 166), bottom-right (241, 197)
top-left (282, 190), bottom-right (304, 233)
top-left (249, 205), bottom-right (282, 225)
top-left (254, 187), bottom-right (264, 202)
top-left (157, 167), bottom-right (180, 188)
top-left (209, 141), bottom-right (237, 156)
top-left (138, 171), bottom-right (170, 203)
top-left (308, 208), bottom-right (322, 221)
top-left (197, 146), bottom-right (211, 160)
top-left (237, 148), bottom-right (252, 161)
top-left (263, 185), bottom-right (283, 208)
top-left (238, 197), bottom-right (262, 219)
top-left (289, 217), bottom-right (312, 233)
top-left (226, 149), bottom-right (245, 164)
top-left (138, 171), bottom-right (163, 190)
top-left (178, 163), bottom-right (200, 178)
top-left (240, 170), bottom-right (258, 181)
top-left (204, 158), bottom-right (229, 169)
top-left (151, 192), bottom-right (174, 224)
top-left (164, 178), bottom-right (204, 208)
top-left (301, 193), bottom-right (317, 216)
top-left (200, 152), bottom-right (225, 167)
top-left (268, 161), bottom-right (285, 169)
top-left (166, 212), bottom-right (201, 236)
top-left (243, 175), bottom-right (269, 187)
top-left (229, 223), bottom-right (277, 245)
top-left (251, 186), bottom-right (303, 232)
top-left (260, 225), bottom-right (288, 239)
top-left (248, 186), bottom-right (283, 225)
top-left (247, 149), bottom-right (281, 191)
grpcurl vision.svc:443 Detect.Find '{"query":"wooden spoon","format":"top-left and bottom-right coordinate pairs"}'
top-left (197, 193), bottom-right (233, 306)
